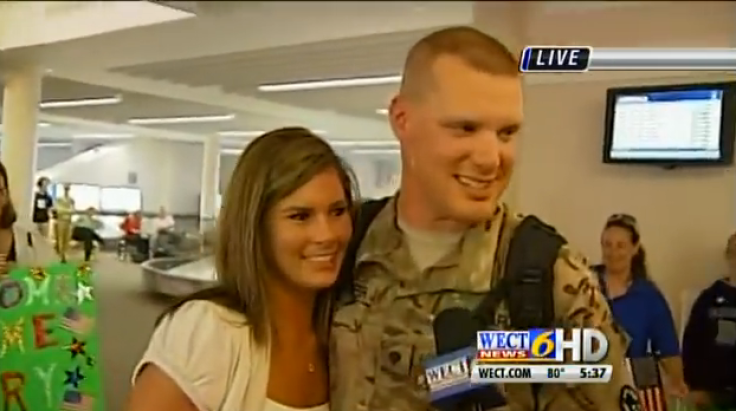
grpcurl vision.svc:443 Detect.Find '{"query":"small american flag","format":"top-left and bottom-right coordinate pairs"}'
top-left (62, 390), bottom-right (94, 411)
top-left (61, 307), bottom-right (95, 335)
top-left (638, 386), bottom-right (666, 411)
top-left (625, 358), bottom-right (667, 411)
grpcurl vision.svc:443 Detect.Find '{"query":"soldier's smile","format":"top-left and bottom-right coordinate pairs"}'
top-left (455, 175), bottom-right (493, 190)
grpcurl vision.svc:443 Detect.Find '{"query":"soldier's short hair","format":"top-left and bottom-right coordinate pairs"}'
top-left (400, 26), bottom-right (520, 99)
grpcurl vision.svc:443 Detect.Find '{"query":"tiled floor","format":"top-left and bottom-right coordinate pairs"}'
top-left (92, 253), bottom-right (170, 410)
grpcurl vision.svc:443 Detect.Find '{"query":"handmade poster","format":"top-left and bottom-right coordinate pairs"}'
top-left (0, 263), bottom-right (103, 411)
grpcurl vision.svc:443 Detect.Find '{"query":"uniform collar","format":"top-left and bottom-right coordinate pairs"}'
top-left (356, 196), bottom-right (511, 291)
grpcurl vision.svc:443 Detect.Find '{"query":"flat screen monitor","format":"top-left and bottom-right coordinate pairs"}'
top-left (603, 82), bottom-right (736, 166)
top-left (100, 187), bottom-right (142, 213)
top-left (67, 184), bottom-right (102, 210)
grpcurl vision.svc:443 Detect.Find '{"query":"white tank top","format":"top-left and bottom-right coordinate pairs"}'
top-left (263, 400), bottom-right (329, 411)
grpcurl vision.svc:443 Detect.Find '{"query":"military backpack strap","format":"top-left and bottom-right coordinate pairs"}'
top-left (503, 215), bottom-right (567, 411)
top-left (504, 215), bottom-right (566, 330)
top-left (472, 214), bottom-right (566, 329)
top-left (333, 198), bottom-right (390, 305)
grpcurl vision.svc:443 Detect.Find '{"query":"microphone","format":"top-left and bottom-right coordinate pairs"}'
top-left (423, 307), bottom-right (507, 411)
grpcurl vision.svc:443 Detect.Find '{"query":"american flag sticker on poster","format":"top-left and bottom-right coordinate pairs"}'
top-left (0, 263), bottom-right (104, 411)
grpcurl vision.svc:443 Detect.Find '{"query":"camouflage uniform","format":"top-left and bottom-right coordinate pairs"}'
top-left (330, 197), bottom-right (635, 411)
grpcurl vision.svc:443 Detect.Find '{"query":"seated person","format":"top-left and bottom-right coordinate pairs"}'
top-left (682, 232), bottom-right (736, 410)
top-left (121, 211), bottom-right (143, 237)
top-left (72, 207), bottom-right (105, 262)
top-left (120, 211), bottom-right (147, 254)
top-left (153, 206), bottom-right (175, 234)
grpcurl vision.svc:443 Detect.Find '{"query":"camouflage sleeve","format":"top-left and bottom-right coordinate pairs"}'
top-left (550, 247), bottom-right (640, 411)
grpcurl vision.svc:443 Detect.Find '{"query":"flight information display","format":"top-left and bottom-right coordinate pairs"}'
top-left (609, 89), bottom-right (723, 160)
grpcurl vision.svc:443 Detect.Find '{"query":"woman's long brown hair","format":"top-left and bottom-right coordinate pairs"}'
top-left (158, 127), bottom-right (357, 346)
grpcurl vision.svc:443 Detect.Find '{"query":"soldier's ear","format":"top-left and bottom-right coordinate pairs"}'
top-left (388, 95), bottom-right (409, 141)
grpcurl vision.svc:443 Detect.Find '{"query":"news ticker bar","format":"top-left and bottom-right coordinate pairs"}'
top-left (470, 364), bottom-right (613, 384)
top-left (521, 47), bottom-right (736, 71)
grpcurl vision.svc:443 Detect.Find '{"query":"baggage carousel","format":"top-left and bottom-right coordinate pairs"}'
top-left (141, 256), bottom-right (217, 297)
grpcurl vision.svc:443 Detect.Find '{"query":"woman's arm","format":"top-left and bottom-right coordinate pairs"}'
top-left (126, 364), bottom-right (198, 411)
top-left (124, 300), bottom-right (243, 411)
top-left (649, 288), bottom-right (687, 395)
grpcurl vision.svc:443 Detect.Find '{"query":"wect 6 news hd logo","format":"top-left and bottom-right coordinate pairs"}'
top-left (476, 328), bottom-right (609, 363)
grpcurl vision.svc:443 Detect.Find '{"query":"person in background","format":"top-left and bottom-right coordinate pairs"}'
top-left (119, 210), bottom-right (144, 255)
top-left (32, 176), bottom-right (53, 237)
top-left (682, 232), bottom-right (736, 410)
top-left (72, 207), bottom-right (105, 262)
top-left (0, 162), bottom-right (57, 272)
top-left (54, 183), bottom-right (75, 262)
top-left (125, 128), bottom-right (355, 411)
top-left (153, 206), bottom-right (175, 234)
top-left (592, 213), bottom-right (688, 398)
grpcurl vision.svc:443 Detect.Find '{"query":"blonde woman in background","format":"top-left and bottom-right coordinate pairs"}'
top-left (126, 127), bottom-right (356, 411)
top-left (54, 183), bottom-right (75, 261)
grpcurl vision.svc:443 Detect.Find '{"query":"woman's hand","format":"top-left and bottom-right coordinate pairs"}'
top-left (668, 379), bottom-right (689, 399)
top-left (689, 390), bottom-right (711, 408)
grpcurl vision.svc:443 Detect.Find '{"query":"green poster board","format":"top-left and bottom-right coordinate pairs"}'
top-left (0, 263), bottom-right (103, 411)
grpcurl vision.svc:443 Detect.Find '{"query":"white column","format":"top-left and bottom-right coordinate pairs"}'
top-left (1, 66), bottom-right (42, 221)
top-left (199, 136), bottom-right (220, 230)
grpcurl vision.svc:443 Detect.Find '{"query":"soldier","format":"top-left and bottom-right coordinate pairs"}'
top-left (330, 26), bottom-right (640, 411)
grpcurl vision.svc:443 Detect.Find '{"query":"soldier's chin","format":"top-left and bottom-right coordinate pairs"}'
top-left (452, 199), bottom-right (498, 224)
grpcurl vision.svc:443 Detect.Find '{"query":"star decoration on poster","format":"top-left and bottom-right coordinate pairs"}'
top-left (66, 338), bottom-right (87, 359)
top-left (76, 284), bottom-right (93, 304)
top-left (63, 366), bottom-right (85, 389)
top-left (76, 264), bottom-right (93, 283)
top-left (30, 267), bottom-right (48, 282)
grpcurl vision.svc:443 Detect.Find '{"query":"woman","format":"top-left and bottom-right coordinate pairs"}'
top-left (0, 163), bottom-right (57, 273)
top-left (118, 211), bottom-right (145, 259)
top-left (32, 176), bottom-right (53, 237)
top-left (126, 127), bottom-right (356, 410)
top-left (592, 213), bottom-right (687, 398)
top-left (682, 232), bottom-right (736, 409)
top-left (54, 183), bottom-right (75, 261)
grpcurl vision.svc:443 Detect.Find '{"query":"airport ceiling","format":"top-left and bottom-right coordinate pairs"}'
top-left (0, 1), bottom-right (731, 146)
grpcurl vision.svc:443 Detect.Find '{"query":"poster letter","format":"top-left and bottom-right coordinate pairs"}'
top-left (0, 372), bottom-right (27, 411)
top-left (32, 314), bottom-right (57, 349)
top-left (34, 364), bottom-right (56, 408)
top-left (0, 281), bottom-right (23, 309)
top-left (23, 277), bottom-right (50, 306)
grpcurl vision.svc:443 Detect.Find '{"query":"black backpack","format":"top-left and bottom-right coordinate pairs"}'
top-left (335, 198), bottom-right (567, 331)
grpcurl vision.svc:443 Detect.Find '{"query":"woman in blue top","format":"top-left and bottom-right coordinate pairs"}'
top-left (592, 213), bottom-right (688, 398)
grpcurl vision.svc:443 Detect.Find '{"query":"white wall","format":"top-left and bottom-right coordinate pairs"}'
top-left (36, 146), bottom-right (75, 170)
top-left (40, 138), bottom-right (206, 215)
top-left (220, 151), bottom-right (401, 200)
